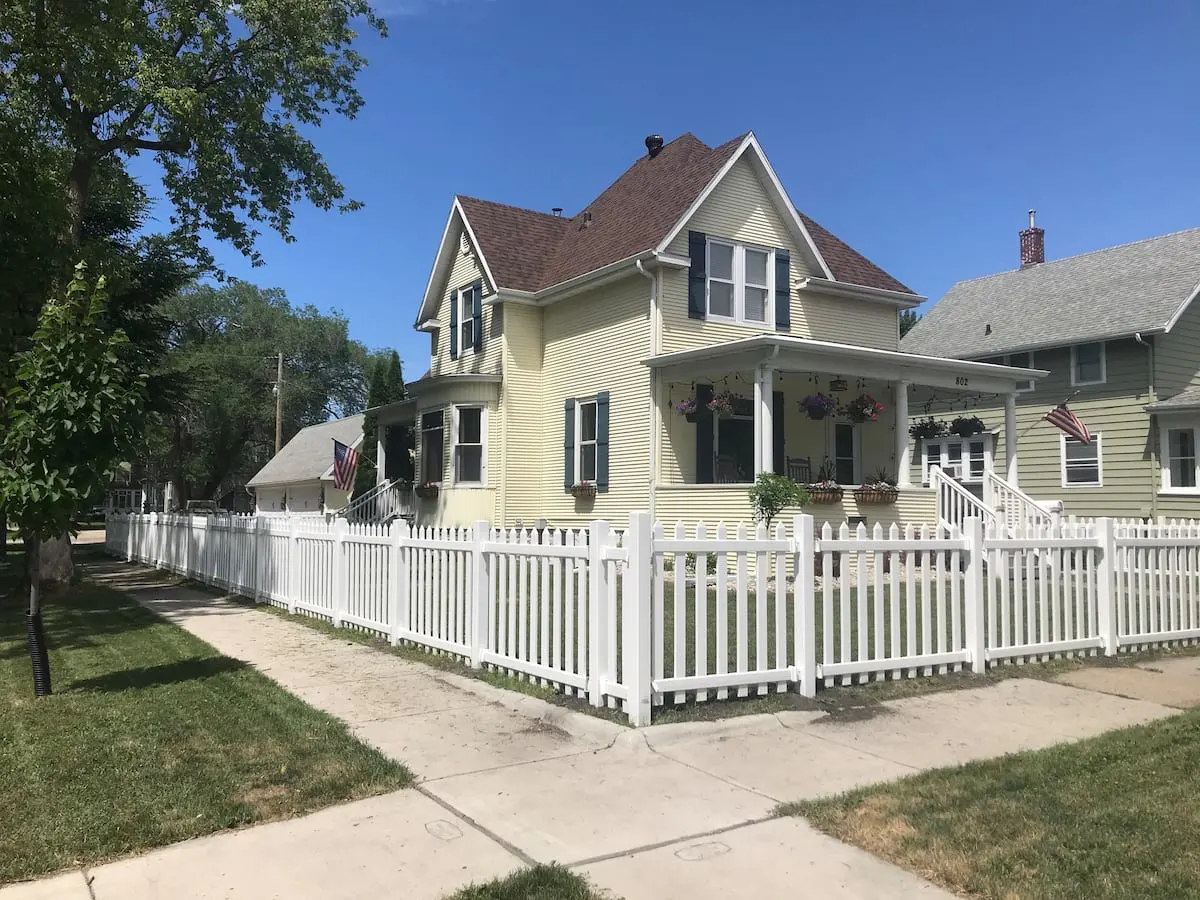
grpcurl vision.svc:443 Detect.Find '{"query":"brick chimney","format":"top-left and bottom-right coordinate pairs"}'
top-left (1019, 209), bottom-right (1045, 267)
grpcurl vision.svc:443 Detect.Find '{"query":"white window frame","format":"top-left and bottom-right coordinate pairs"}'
top-left (1060, 432), bottom-right (1103, 488)
top-left (1160, 421), bottom-right (1200, 495)
top-left (1004, 351), bottom-right (1036, 393)
top-left (451, 404), bottom-right (487, 487)
top-left (1070, 342), bottom-right (1106, 386)
top-left (457, 286), bottom-right (477, 355)
top-left (419, 409), bottom-right (445, 485)
top-left (575, 397), bottom-right (599, 484)
top-left (921, 435), bottom-right (994, 485)
top-left (706, 238), bottom-right (774, 326)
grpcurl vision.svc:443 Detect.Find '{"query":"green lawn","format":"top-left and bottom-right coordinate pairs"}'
top-left (783, 709), bottom-right (1200, 899)
top-left (0, 550), bottom-right (412, 885)
top-left (445, 865), bottom-right (604, 900)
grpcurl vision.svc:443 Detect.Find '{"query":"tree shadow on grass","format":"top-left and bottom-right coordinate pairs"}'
top-left (69, 655), bottom-right (247, 693)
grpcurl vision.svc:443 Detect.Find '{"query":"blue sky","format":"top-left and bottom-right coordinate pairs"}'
top-left (133, 0), bottom-right (1200, 377)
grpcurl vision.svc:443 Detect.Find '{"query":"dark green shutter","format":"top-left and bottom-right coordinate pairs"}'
top-left (596, 392), bottom-right (610, 492)
top-left (471, 278), bottom-right (483, 353)
top-left (696, 383), bottom-right (714, 483)
top-left (773, 391), bottom-right (786, 475)
top-left (688, 231), bottom-right (707, 320)
top-left (563, 398), bottom-right (575, 490)
top-left (775, 249), bottom-right (791, 331)
top-left (449, 289), bottom-right (459, 359)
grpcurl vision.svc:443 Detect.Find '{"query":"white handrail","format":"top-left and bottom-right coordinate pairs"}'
top-left (338, 478), bottom-right (413, 523)
top-left (930, 465), bottom-right (997, 532)
top-left (984, 471), bottom-right (1054, 531)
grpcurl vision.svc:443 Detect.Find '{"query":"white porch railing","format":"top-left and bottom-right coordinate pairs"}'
top-left (338, 478), bottom-right (414, 524)
top-left (984, 470), bottom-right (1055, 531)
top-left (930, 465), bottom-right (996, 532)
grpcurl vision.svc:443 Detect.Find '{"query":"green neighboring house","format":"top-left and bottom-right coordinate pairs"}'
top-left (903, 217), bottom-right (1200, 519)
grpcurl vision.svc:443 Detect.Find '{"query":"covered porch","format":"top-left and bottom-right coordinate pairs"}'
top-left (647, 335), bottom-right (1045, 524)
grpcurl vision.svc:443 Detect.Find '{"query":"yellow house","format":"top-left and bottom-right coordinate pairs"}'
top-left (377, 132), bottom-right (1042, 529)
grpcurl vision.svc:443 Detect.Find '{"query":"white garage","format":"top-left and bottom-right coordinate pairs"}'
top-left (246, 415), bottom-right (365, 516)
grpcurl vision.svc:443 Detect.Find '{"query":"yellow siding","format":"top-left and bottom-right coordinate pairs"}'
top-left (661, 372), bottom-right (901, 485)
top-left (910, 340), bottom-right (1156, 518)
top-left (1156, 300), bottom-right (1200, 398)
top-left (412, 488), bottom-right (498, 527)
top-left (429, 231), bottom-right (503, 377)
top-left (539, 275), bottom-right (650, 528)
top-left (501, 304), bottom-right (545, 523)
top-left (654, 485), bottom-right (936, 530)
top-left (660, 157), bottom-right (899, 353)
top-left (412, 388), bottom-right (501, 525)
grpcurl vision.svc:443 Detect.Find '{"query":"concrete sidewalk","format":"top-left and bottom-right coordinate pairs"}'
top-left (6, 559), bottom-right (1178, 900)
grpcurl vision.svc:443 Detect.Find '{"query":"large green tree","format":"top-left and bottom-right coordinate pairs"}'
top-left (1, 0), bottom-right (385, 265)
top-left (0, 266), bottom-right (147, 695)
top-left (352, 350), bottom-right (408, 498)
top-left (152, 281), bottom-right (376, 504)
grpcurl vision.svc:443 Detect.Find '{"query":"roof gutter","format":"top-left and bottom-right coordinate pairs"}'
top-left (798, 276), bottom-right (925, 309)
top-left (936, 327), bottom-right (1171, 361)
top-left (490, 249), bottom-right (690, 309)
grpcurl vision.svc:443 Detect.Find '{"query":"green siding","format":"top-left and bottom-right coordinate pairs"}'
top-left (910, 339), bottom-right (1156, 518)
top-left (1156, 300), bottom-right (1200, 399)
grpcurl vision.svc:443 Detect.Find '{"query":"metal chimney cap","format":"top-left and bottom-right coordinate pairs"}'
top-left (645, 134), bottom-right (664, 158)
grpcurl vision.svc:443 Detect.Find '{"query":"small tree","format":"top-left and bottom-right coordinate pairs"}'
top-left (748, 473), bottom-right (810, 529)
top-left (0, 266), bottom-right (146, 696)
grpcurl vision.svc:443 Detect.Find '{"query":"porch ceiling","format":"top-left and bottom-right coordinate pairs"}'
top-left (643, 335), bottom-right (1048, 394)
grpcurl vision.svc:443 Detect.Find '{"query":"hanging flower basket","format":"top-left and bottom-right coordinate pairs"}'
top-left (949, 415), bottom-right (986, 437)
top-left (807, 483), bottom-right (844, 504)
top-left (675, 397), bottom-right (699, 423)
top-left (571, 482), bottom-right (597, 500)
top-left (800, 393), bottom-right (839, 421)
top-left (415, 482), bottom-right (440, 499)
top-left (843, 393), bottom-right (884, 424)
top-left (707, 390), bottom-right (740, 418)
top-left (909, 417), bottom-right (949, 440)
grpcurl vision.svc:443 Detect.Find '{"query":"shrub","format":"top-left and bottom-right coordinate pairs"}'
top-left (748, 472), bottom-right (809, 529)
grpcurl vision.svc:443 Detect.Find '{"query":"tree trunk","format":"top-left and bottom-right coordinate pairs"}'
top-left (39, 535), bottom-right (74, 583)
top-left (25, 535), bottom-right (52, 696)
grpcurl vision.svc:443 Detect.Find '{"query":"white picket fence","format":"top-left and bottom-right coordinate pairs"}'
top-left (106, 512), bottom-right (1200, 726)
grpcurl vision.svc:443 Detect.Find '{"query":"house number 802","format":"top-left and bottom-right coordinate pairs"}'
top-left (955, 376), bottom-right (969, 386)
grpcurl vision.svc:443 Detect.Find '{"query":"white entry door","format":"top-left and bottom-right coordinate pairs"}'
top-left (922, 435), bottom-right (994, 497)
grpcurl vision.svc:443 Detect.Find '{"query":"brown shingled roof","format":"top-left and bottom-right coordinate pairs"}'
top-left (459, 133), bottom-right (913, 296)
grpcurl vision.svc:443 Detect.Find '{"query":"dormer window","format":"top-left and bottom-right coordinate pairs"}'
top-left (706, 239), bottom-right (773, 325)
top-left (1070, 342), bottom-right (1106, 386)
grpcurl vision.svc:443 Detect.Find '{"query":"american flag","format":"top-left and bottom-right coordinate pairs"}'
top-left (332, 439), bottom-right (360, 491)
top-left (1045, 404), bottom-right (1091, 444)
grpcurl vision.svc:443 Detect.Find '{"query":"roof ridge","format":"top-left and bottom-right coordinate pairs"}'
top-left (458, 194), bottom-right (570, 222)
top-left (950, 224), bottom-right (1200, 287)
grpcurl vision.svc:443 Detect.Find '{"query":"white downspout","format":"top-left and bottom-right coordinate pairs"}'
top-left (637, 259), bottom-right (658, 521)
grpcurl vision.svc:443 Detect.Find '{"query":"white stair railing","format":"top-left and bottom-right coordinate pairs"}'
top-left (984, 471), bottom-right (1055, 531)
top-left (338, 478), bottom-right (414, 523)
top-left (930, 465), bottom-right (997, 532)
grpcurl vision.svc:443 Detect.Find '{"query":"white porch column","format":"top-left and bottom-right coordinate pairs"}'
top-left (1005, 392), bottom-right (1019, 486)
top-left (895, 380), bottom-right (912, 487)
top-left (376, 422), bottom-right (387, 486)
top-left (754, 365), bottom-right (774, 475)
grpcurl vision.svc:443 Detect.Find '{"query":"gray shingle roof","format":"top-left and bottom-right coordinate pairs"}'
top-left (246, 415), bottom-right (365, 487)
top-left (902, 227), bottom-right (1200, 359)
top-left (1147, 388), bottom-right (1200, 412)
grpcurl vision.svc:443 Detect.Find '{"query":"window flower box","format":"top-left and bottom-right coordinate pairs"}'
top-left (571, 482), bottom-right (597, 500)
top-left (415, 483), bottom-right (440, 500)
top-left (807, 483), bottom-right (844, 504)
top-left (853, 486), bottom-right (899, 505)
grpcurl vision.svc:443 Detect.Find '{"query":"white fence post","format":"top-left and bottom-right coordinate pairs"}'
top-left (125, 515), bottom-right (134, 562)
top-left (286, 517), bottom-right (298, 615)
top-left (623, 512), bottom-right (653, 726)
top-left (1096, 516), bottom-right (1118, 655)
top-left (588, 519), bottom-right (611, 708)
top-left (793, 514), bottom-right (817, 697)
top-left (332, 517), bottom-right (348, 627)
top-left (471, 520), bottom-right (490, 668)
top-left (388, 520), bottom-right (403, 645)
top-left (253, 518), bottom-right (264, 603)
top-left (963, 516), bottom-right (986, 674)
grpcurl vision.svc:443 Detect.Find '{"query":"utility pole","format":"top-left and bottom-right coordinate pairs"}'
top-left (274, 351), bottom-right (284, 455)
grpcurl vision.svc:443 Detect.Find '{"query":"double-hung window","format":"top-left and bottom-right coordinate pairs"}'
top-left (420, 410), bottom-right (444, 483)
top-left (1061, 433), bottom-right (1102, 486)
top-left (833, 423), bottom-right (860, 485)
top-left (1162, 425), bottom-right (1200, 492)
top-left (458, 287), bottom-right (476, 354)
top-left (1070, 342), bottom-right (1106, 386)
top-left (577, 399), bottom-right (598, 482)
top-left (707, 239), bottom-right (772, 325)
top-left (453, 406), bottom-right (485, 485)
